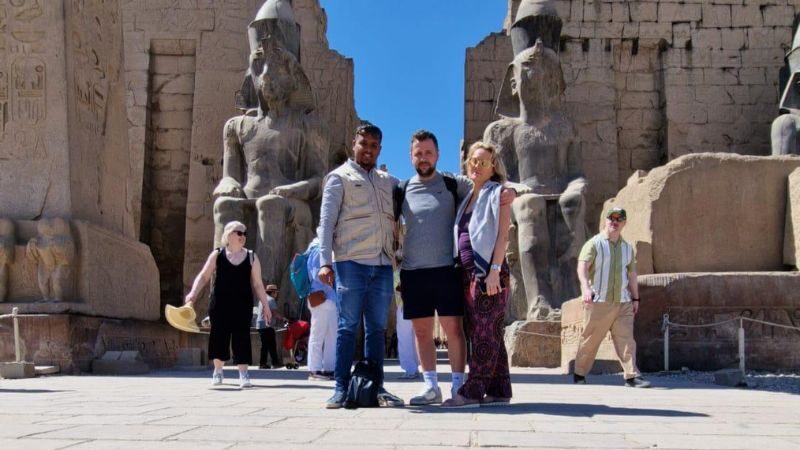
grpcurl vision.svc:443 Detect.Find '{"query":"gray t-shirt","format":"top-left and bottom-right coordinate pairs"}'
top-left (400, 172), bottom-right (472, 270)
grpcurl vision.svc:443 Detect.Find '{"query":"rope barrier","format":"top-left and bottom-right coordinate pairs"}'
top-left (662, 315), bottom-right (800, 332)
top-left (661, 313), bottom-right (800, 375)
top-left (513, 330), bottom-right (561, 339)
top-left (0, 313), bottom-right (52, 320)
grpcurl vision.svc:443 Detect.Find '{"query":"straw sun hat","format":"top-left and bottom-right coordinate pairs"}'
top-left (165, 304), bottom-right (200, 333)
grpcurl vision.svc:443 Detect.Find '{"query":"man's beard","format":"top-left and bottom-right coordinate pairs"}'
top-left (415, 164), bottom-right (435, 177)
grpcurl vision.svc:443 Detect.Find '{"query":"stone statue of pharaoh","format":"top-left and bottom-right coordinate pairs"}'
top-left (771, 26), bottom-right (800, 155)
top-left (484, 39), bottom-right (587, 319)
top-left (213, 1), bottom-right (327, 287)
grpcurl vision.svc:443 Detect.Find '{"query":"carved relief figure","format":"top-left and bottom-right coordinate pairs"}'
top-left (483, 0), bottom-right (587, 319)
top-left (0, 218), bottom-right (15, 302)
top-left (26, 218), bottom-right (76, 301)
top-left (213, 0), bottom-right (327, 287)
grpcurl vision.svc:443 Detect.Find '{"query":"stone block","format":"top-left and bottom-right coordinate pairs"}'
top-left (633, 273), bottom-right (800, 372)
top-left (0, 362), bottom-right (36, 379)
top-left (605, 154), bottom-right (800, 274)
top-left (731, 5), bottom-right (762, 28)
top-left (701, 4), bottom-right (731, 28)
top-left (175, 348), bottom-right (204, 368)
top-left (505, 320), bottom-right (561, 368)
top-left (762, 5), bottom-right (795, 27)
top-left (714, 368), bottom-right (745, 387)
top-left (659, 3), bottom-right (701, 23)
top-left (631, 3), bottom-right (657, 23)
top-left (92, 350), bottom-right (150, 375)
top-left (561, 300), bottom-right (623, 375)
top-left (784, 168), bottom-right (800, 267)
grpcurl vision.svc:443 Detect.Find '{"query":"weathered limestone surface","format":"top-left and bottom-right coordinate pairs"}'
top-left (784, 168), bottom-right (800, 266)
top-left (505, 320), bottom-right (561, 368)
top-left (605, 154), bottom-right (800, 275)
top-left (562, 272), bottom-right (800, 373)
top-left (467, 0), bottom-right (795, 229)
top-left (0, 220), bottom-right (159, 321)
top-left (0, 0), bottom-right (72, 220)
top-left (561, 297), bottom-right (623, 374)
top-left (0, 314), bottom-right (208, 373)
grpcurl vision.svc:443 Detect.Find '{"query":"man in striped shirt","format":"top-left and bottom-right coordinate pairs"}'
top-left (573, 207), bottom-right (651, 388)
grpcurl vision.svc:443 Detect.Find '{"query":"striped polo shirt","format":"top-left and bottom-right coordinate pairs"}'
top-left (578, 233), bottom-right (636, 303)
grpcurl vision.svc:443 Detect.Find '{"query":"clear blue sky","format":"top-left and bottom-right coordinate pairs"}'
top-left (320, 1), bottom-right (506, 180)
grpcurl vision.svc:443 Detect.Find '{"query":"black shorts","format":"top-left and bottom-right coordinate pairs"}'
top-left (400, 266), bottom-right (464, 320)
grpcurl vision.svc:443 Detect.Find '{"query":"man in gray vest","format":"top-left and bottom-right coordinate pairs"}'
top-left (317, 123), bottom-right (404, 409)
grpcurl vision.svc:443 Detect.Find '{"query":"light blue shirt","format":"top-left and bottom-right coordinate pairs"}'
top-left (306, 242), bottom-right (337, 301)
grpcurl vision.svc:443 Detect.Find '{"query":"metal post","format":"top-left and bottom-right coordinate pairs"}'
top-left (663, 314), bottom-right (669, 372)
top-left (12, 307), bottom-right (21, 362)
top-left (738, 317), bottom-right (745, 375)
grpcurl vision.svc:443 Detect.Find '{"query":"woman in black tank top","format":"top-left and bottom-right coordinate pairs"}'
top-left (184, 221), bottom-right (272, 388)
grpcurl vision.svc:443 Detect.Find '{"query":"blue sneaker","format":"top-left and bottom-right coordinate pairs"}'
top-left (325, 390), bottom-right (346, 409)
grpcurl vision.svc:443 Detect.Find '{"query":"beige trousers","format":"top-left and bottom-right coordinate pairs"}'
top-left (574, 302), bottom-right (640, 379)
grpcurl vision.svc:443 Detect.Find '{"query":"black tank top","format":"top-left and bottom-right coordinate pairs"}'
top-left (210, 248), bottom-right (254, 314)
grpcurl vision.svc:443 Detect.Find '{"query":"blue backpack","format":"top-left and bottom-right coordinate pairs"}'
top-left (289, 243), bottom-right (317, 301)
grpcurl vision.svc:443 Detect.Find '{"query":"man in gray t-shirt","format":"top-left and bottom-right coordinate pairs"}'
top-left (399, 130), bottom-right (516, 406)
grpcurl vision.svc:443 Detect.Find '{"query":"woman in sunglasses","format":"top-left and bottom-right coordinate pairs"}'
top-left (185, 221), bottom-right (272, 388)
top-left (442, 142), bottom-right (513, 408)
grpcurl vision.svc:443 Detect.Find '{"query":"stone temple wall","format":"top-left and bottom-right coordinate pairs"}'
top-left (114, 0), bottom-right (357, 306)
top-left (465, 0), bottom-right (796, 227)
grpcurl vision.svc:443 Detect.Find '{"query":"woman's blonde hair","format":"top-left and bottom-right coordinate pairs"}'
top-left (221, 221), bottom-right (246, 246)
top-left (465, 141), bottom-right (508, 184)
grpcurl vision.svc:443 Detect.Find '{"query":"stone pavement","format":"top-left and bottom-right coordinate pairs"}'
top-left (1, 361), bottom-right (798, 450)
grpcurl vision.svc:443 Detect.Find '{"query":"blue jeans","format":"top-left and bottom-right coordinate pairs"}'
top-left (333, 261), bottom-right (393, 392)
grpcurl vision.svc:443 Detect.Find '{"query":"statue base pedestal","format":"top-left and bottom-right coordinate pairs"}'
top-left (560, 299), bottom-right (622, 374)
top-left (504, 319), bottom-right (561, 368)
top-left (0, 313), bottom-right (208, 373)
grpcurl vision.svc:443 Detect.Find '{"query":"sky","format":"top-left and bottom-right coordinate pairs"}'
top-left (320, 0), bottom-right (506, 180)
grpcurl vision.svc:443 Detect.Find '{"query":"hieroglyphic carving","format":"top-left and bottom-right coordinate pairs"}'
top-left (10, 56), bottom-right (44, 124)
top-left (0, 0), bottom-right (48, 159)
top-left (69, 0), bottom-right (112, 136)
top-left (0, 69), bottom-right (8, 139)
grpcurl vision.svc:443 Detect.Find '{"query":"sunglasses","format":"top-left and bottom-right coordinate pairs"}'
top-left (232, 230), bottom-right (247, 236)
top-left (607, 216), bottom-right (626, 223)
top-left (468, 158), bottom-right (494, 169)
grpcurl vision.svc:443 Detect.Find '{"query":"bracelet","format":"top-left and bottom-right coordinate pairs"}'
top-left (490, 263), bottom-right (502, 272)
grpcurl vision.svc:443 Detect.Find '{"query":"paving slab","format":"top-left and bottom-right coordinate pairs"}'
top-left (0, 363), bottom-right (797, 449)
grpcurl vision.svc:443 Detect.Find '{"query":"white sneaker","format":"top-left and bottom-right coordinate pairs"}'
top-left (239, 373), bottom-right (253, 388)
top-left (212, 371), bottom-right (223, 386)
top-left (409, 385), bottom-right (442, 405)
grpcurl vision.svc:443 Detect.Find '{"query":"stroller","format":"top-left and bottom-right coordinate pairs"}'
top-left (282, 319), bottom-right (310, 369)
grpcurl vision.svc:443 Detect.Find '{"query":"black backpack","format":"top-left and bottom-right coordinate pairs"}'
top-left (393, 173), bottom-right (459, 220)
top-left (344, 360), bottom-right (381, 409)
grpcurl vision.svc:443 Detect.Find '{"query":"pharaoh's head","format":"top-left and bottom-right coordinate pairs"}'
top-left (237, 0), bottom-right (314, 113)
top-left (496, 39), bottom-right (565, 118)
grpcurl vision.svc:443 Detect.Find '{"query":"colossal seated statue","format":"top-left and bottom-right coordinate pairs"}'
top-left (771, 27), bottom-right (800, 155)
top-left (483, 0), bottom-right (587, 319)
top-left (213, 0), bottom-right (327, 287)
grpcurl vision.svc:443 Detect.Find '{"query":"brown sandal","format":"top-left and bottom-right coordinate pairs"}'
top-left (480, 395), bottom-right (511, 406)
top-left (441, 394), bottom-right (480, 409)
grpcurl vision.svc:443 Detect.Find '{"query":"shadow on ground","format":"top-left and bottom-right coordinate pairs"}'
top-left (406, 402), bottom-right (709, 417)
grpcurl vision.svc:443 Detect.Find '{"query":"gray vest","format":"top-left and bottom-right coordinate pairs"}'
top-left (328, 161), bottom-right (395, 263)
